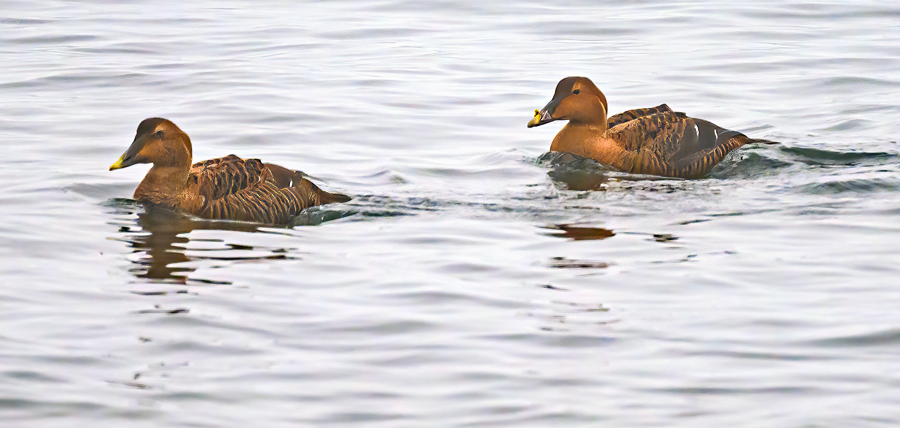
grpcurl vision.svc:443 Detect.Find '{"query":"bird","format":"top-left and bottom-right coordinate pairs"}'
top-left (527, 76), bottom-right (772, 179)
top-left (109, 118), bottom-right (350, 224)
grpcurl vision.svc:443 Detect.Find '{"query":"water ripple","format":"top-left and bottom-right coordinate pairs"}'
top-left (3, 1), bottom-right (900, 427)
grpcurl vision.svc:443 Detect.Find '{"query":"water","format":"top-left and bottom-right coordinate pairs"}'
top-left (2, 1), bottom-right (900, 426)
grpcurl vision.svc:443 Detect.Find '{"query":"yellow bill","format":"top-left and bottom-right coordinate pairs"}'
top-left (527, 109), bottom-right (541, 127)
top-left (109, 154), bottom-right (126, 171)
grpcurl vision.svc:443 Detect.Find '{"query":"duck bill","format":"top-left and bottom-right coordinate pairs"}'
top-left (109, 134), bottom-right (148, 171)
top-left (527, 109), bottom-right (556, 128)
top-left (527, 97), bottom-right (562, 128)
top-left (109, 154), bottom-right (128, 171)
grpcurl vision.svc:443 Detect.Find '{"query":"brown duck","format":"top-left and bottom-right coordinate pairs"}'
top-left (528, 76), bottom-right (771, 179)
top-left (110, 118), bottom-right (350, 224)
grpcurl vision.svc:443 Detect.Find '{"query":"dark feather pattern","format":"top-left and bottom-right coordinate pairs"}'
top-left (191, 155), bottom-right (348, 224)
top-left (607, 112), bottom-right (747, 178)
top-left (607, 103), bottom-right (673, 128)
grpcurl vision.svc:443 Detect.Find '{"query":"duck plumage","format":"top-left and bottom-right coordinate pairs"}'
top-left (528, 76), bottom-right (769, 179)
top-left (110, 118), bottom-right (350, 224)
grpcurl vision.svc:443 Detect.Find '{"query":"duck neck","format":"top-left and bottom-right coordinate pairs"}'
top-left (133, 163), bottom-right (191, 206)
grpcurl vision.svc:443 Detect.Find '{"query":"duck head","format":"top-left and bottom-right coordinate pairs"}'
top-left (527, 76), bottom-right (609, 129)
top-left (110, 118), bottom-right (193, 171)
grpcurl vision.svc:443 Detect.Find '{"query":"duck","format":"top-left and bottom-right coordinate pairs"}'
top-left (109, 118), bottom-right (350, 224)
top-left (528, 76), bottom-right (772, 179)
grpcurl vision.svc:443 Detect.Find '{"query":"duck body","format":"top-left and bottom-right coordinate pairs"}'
top-left (529, 77), bottom-right (766, 179)
top-left (111, 118), bottom-right (350, 224)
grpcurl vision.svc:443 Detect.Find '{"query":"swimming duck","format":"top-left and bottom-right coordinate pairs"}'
top-left (110, 118), bottom-right (350, 224)
top-left (528, 76), bottom-right (770, 179)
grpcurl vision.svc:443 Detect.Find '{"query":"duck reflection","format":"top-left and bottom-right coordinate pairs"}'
top-left (130, 213), bottom-right (196, 283)
top-left (542, 224), bottom-right (615, 241)
top-left (113, 203), bottom-right (295, 285)
top-left (540, 152), bottom-right (611, 191)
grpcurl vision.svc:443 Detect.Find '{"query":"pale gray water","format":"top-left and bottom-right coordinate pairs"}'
top-left (2, 1), bottom-right (900, 427)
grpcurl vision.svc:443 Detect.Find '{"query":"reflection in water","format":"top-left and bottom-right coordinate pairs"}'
top-left (110, 202), bottom-right (297, 285)
top-left (542, 224), bottom-right (615, 241)
top-left (548, 256), bottom-right (611, 269)
top-left (129, 230), bottom-right (192, 282)
top-left (652, 233), bottom-right (679, 242)
top-left (542, 224), bottom-right (615, 270)
top-left (541, 152), bottom-right (611, 191)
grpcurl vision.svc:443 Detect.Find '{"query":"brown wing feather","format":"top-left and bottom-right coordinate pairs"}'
top-left (191, 155), bottom-right (265, 201)
top-left (607, 112), bottom-right (747, 178)
top-left (607, 104), bottom-right (673, 129)
top-left (189, 156), bottom-right (349, 224)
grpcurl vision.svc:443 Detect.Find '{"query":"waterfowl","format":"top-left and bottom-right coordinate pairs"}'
top-left (528, 76), bottom-right (771, 179)
top-left (110, 118), bottom-right (350, 224)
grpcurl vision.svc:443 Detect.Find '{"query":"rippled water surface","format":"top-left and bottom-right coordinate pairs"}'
top-left (3, 1), bottom-right (900, 427)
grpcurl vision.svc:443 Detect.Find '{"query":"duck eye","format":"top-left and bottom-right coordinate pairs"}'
top-left (573, 89), bottom-right (580, 95)
top-left (154, 130), bottom-right (164, 139)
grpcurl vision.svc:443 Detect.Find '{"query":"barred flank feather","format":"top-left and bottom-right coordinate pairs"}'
top-left (607, 112), bottom-right (749, 179)
top-left (192, 155), bottom-right (350, 224)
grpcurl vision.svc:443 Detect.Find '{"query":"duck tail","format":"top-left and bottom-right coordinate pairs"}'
top-left (741, 136), bottom-right (779, 145)
top-left (297, 177), bottom-right (351, 205)
top-left (319, 190), bottom-right (352, 204)
top-left (266, 162), bottom-right (351, 204)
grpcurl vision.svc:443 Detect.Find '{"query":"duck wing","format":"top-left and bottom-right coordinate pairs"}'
top-left (606, 112), bottom-right (747, 178)
top-left (190, 155), bottom-right (349, 224)
top-left (607, 104), bottom-right (673, 128)
top-left (191, 155), bottom-right (266, 201)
